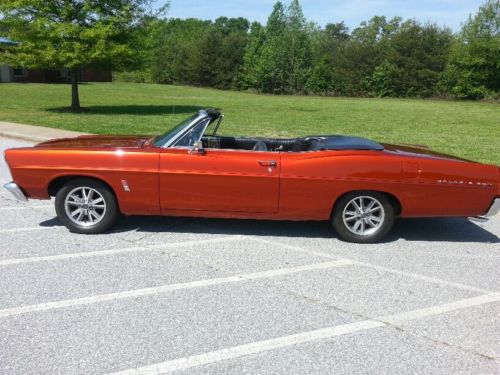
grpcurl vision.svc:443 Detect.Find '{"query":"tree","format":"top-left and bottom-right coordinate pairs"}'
top-left (240, 0), bottom-right (312, 94)
top-left (194, 17), bottom-right (250, 89)
top-left (443, 0), bottom-right (500, 99)
top-left (148, 18), bottom-right (210, 85)
top-left (311, 22), bottom-right (350, 60)
top-left (285, 0), bottom-right (311, 93)
top-left (361, 20), bottom-right (453, 98)
top-left (239, 22), bottom-right (266, 89)
top-left (0, 0), bottom-right (168, 111)
top-left (339, 16), bottom-right (401, 96)
top-left (384, 21), bottom-right (452, 97)
top-left (306, 57), bottom-right (333, 95)
top-left (145, 17), bottom-right (249, 89)
top-left (309, 22), bottom-right (350, 96)
top-left (259, 1), bottom-right (288, 93)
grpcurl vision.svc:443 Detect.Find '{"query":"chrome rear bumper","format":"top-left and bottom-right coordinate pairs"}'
top-left (485, 198), bottom-right (500, 217)
top-left (3, 182), bottom-right (28, 202)
top-left (470, 198), bottom-right (500, 222)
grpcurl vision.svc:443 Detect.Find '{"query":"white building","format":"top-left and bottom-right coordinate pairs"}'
top-left (0, 64), bottom-right (13, 82)
top-left (0, 37), bottom-right (18, 82)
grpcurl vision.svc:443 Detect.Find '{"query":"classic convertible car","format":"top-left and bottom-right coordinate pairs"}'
top-left (3, 109), bottom-right (500, 243)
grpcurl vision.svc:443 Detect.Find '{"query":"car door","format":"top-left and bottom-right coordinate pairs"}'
top-left (159, 147), bottom-right (280, 214)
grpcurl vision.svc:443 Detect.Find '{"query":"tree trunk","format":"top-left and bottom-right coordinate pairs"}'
top-left (70, 68), bottom-right (81, 111)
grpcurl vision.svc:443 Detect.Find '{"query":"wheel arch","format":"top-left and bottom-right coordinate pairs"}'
top-left (331, 190), bottom-right (402, 218)
top-left (47, 174), bottom-right (121, 211)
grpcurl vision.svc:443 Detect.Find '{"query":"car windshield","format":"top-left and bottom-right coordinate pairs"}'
top-left (152, 114), bottom-right (200, 147)
top-left (174, 119), bottom-right (210, 147)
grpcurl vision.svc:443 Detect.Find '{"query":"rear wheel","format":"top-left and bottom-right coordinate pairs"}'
top-left (332, 191), bottom-right (395, 243)
top-left (55, 178), bottom-right (118, 234)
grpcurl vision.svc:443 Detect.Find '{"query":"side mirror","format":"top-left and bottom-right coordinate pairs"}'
top-left (189, 140), bottom-right (206, 155)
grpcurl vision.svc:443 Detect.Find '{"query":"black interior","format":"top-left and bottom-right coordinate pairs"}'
top-left (201, 135), bottom-right (384, 152)
top-left (202, 136), bottom-right (297, 151)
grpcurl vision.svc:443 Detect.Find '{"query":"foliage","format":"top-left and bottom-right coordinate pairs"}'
top-left (240, 0), bottom-right (311, 94)
top-left (195, 17), bottom-right (250, 89)
top-left (138, 17), bottom-right (249, 89)
top-left (284, 0), bottom-right (311, 93)
top-left (379, 20), bottom-right (453, 98)
top-left (306, 57), bottom-right (334, 95)
top-left (443, 0), bottom-right (500, 99)
top-left (238, 22), bottom-right (267, 89)
top-left (368, 60), bottom-right (399, 97)
top-left (249, 1), bottom-right (289, 93)
top-left (148, 18), bottom-right (210, 85)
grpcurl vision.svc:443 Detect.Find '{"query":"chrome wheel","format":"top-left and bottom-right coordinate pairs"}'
top-left (342, 196), bottom-right (385, 236)
top-left (64, 187), bottom-right (107, 227)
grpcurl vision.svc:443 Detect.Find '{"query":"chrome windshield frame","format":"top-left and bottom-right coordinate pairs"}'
top-left (170, 117), bottom-right (211, 149)
top-left (160, 112), bottom-right (207, 148)
top-left (156, 109), bottom-right (222, 149)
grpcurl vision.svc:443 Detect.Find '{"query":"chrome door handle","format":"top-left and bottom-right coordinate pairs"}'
top-left (258, 160), bottom-right (277, 167)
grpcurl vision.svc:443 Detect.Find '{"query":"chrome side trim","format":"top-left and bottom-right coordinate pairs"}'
top-left (3, 182), bottom-right (28, 202)
top-left (485, 198), bottom-right (500, 217)
top-left (121, 179), bottom-right (131, 192)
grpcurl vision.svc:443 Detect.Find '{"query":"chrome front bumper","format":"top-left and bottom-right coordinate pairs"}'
top-left (3, 182), bottom-right (28, 202)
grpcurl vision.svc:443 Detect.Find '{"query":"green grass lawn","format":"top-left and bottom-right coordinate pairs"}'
top-left (0, 82), bottom-right (499, 164)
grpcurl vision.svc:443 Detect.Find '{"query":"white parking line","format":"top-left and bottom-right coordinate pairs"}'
top-left (107, 293), bottom-right (500, 375)
top-left (252, 238), bottom-right (492, 294)
top-left (0, 259), bottom-right (352, 318)
top-left (351, 259), bottom-right (492, 294)
top-left (379, 292), bottom-right (500, 325)
top-left (0, 226), bottom-right (63, 234)
top-left (0, 236), bottom-right (242, 266)
top-left (0, 205), bottom-right (53, 211)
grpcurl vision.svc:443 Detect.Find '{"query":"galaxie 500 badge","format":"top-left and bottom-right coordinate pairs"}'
top-left (437, 179), bottom-right (493, 187)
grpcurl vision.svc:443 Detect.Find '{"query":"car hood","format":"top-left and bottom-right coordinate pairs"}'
top-left (383, 143), bottom-right (472, 162)
top-left (35, 135), bottom-right (152, 149)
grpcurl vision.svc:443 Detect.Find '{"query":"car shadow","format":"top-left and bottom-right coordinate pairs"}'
top-left (45, 105), bottom-right (203, 116)
top-left (39, 216), bottom-right (499, 244)
top-left (386, 218), bottom-right (499, 243)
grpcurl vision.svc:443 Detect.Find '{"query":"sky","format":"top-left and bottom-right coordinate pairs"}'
top-left (162, 0), bottom-right (486, 31)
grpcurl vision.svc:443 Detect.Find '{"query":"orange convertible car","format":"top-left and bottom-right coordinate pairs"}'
top-left (3, 109), bottom-right (500, 243)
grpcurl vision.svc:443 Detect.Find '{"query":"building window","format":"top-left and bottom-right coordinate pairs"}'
top-left (12, 67), bottom-right (26, 77)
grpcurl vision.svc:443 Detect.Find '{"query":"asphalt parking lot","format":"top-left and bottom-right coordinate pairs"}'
top-left (1, 136), bottom-right (499, 374)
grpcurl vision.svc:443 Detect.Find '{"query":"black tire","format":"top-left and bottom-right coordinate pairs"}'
top-left (55, 178), bottom-right (118, 234)
top-left (332, 191), bottom-right (395, 243)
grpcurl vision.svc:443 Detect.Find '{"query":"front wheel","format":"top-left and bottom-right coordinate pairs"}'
top-left (55, 178), bottom-right (118, 234)
top-left (332, 192), bottom-right (395, 243)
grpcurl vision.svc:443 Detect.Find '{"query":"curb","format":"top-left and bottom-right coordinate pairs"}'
top-left (0, 121), bottom-right (89, 143)
top-left (0, 130), bottom-right (56, 143)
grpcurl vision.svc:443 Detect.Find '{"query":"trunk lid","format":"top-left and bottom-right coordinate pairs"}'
top-left (383, 143), bottom-right (473, 162)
